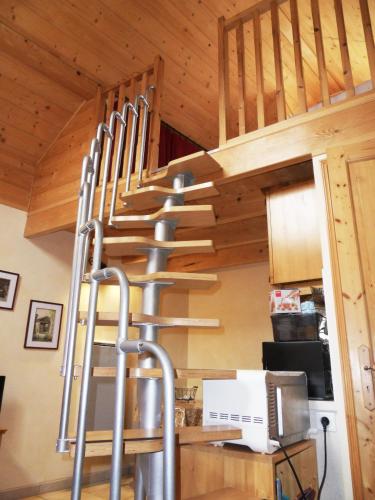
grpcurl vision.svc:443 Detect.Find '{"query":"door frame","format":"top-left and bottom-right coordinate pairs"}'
top-left (319, 141), bottom-right (375, 499)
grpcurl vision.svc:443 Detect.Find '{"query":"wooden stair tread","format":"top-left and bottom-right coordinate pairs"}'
top-left (75, 366), bottom-right (237, 380)
top-left (111, 205), bottom-right (216, 229)
top-left (143, 151), bottom-right (222, 187)
top-left (84, 272), bottom-right (218, 289)
top-left (78, 311), bottom-right (220, 328)
top-left (69, 425), bottom-right (242, 457)
top-left (121, 181), bottom-right (219, 210)
top-left (102, 236), bottom-right (214, 257)
top-left (188, 488), bottom-right (251, 500)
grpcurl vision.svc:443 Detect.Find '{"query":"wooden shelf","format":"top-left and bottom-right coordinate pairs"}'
top-left (102, 236), bottom-right (214, 257)
top-left (69, 425), bottom-right (242, 458)
top-left (74, 366), bottom-right (237, 380)
top-left (130, 272), bottom-right (218, 289)
top-left (143, 151), bottom-right (222, 187)
top-left (111, 205), bottom-right (216, 229)
top-left (78, 311), bottom-right (220, 329)
top-left (84, 271), bottom-right (218, 289)
top-left (121, 182), bottom-right (219, 211)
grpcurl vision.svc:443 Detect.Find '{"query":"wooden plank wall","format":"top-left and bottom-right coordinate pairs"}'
top-left (25, 58), bottom-right (163, 236)
top-left (0, 151), bottom-right (35, 211)
top-left (27, 100), bottom-right (95, 226)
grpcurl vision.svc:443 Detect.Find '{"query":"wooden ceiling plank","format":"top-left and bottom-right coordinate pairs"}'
top-left (0, 163), bottom-right (34, 191)
top-left (0, 1), bottom-right (111, 84)
top-left (0, 73), bottom-right (72, 125)
top-left (0, 150), bottom-right (35, 176)
top-left (0, 96), bottom-right (58, 144)
top-left (0, 179), bottom-right (30, 211)
top-left (0, 51), bottom-right (82, 113)
top-left (168, 240), bottom-right (269, 273)
top-left (0, 21), bottom-right (98, 100)
top-left (0, 119), bottom-right (48, 162)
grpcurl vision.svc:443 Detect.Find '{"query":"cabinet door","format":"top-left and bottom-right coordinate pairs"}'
top-left (267, 180), bottom-right (322, 284)
top-left (275, 444), bottom-right (318, 498)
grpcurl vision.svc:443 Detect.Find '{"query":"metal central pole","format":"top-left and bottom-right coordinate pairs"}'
top-left (135, 173), bottom-right (193, 500)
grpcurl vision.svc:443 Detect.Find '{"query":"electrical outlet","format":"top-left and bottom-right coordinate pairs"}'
top-left (314, 410), bottom-right (336, 432)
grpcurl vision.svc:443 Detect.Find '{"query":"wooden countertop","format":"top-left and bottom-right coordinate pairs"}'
top-left (182, 439), bottom-right (315, 465)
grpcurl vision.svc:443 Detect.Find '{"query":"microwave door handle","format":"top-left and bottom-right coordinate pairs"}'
top-left (276, 387), bottom-right (284, 437)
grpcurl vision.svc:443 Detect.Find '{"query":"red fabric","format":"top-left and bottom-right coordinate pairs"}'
top-left (158, 122), bottom-right (202, 168)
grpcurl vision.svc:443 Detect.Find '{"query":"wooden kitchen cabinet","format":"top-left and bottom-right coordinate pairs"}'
top-left (266, 180), bottom-right (322, 284)
top-left (179, 439), bottom-right (318, 499)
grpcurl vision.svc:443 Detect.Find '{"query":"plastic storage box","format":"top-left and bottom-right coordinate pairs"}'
top-left (271, 312), bottom-right (322, 341)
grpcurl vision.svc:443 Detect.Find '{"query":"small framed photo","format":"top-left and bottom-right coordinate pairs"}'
top-left (24, 300), bottom-right (63, 350)
top-left (0, 270), bottom-right (20, 310)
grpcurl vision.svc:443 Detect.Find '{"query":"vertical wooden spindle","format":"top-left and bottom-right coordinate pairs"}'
top-left (358, 0), bottom-right (375, 84)
top-left (290, 0), bottom-right (307, 113)
top-left (236, 21), bottom-right (246, 135)
top-left (218, 16), bottom-right (230, 144)
top-left (334, 0), bottom-right (354, 96)
top-left (271, 1), bottom-right (286, 121)
top-left (147, 56), bottom-right (164, 175)
top-left (311, 0), bottom-right (330, 106)
top-left (254, 12), bottom-right (265, 128)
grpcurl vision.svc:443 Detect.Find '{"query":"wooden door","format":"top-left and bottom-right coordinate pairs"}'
top-left (323, 141), bottom-right (375, 499)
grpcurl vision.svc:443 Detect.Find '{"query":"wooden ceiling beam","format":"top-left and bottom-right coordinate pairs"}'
top-left (0, 21), bottom-right (98, 100)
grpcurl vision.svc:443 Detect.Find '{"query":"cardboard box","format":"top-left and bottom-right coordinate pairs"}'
top-left (269, 289), bottom-right (301, 314)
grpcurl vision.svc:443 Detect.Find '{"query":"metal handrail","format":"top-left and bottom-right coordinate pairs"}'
top-left (119, 339), bottom-right (175, 500)
top-left (71, 218), bottom-right (104, 500)
top-left (56, 156), bottom-right (93, 453)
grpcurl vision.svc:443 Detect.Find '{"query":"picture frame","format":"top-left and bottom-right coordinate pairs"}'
top-left (0, 270), bottom-right (20, 310)
top-left (24, 300), bottom-right (63, 350)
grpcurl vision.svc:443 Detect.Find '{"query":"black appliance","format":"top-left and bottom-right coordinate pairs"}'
top-left (0, 376), bottom-right (5, 411)
top-left (262, 341), bottom-right (333, 400)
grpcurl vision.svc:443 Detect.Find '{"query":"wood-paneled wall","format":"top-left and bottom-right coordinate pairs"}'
top-left (0, 150), bottom-right (35, 211)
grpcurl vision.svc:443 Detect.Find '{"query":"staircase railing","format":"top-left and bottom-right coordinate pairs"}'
top-left (218, 0), bottom-right (375, 144)
top-left (56, 67), bottom-right (175, 500)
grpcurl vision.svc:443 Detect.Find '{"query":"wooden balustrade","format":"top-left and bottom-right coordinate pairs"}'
top-left (218, 0), bottom-right (375, 144)
top-left (94, 55), bottom-right (164, 180)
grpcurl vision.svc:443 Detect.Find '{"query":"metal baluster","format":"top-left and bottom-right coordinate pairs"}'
top-left (119, 340), bottom-right (175, 500)
top-left (136, 85), bottom-right (155, 189)
top-left (56, 156), bottom-right (93, 453)
top-left (109, 102), bottom-right (138, 225)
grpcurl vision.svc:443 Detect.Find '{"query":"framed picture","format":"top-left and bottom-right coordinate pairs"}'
top-left (24, 300), bottom-right (63, 350)
top-left (0, 270), bottom-right (20, 310)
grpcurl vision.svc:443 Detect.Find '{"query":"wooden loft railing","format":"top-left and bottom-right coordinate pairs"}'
top-left (218, 0), bottom-right (375, 144)
top-left (94, 55), bottom-right (164, 181)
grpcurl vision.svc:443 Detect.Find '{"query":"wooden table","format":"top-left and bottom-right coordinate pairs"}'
top-left (179, 439), bottom-right (318, 500)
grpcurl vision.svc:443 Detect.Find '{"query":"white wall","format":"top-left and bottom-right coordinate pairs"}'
top-left (0, 204), bottom-right (77, 491)
top-left (188, 261), bottom-right (274, 397)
